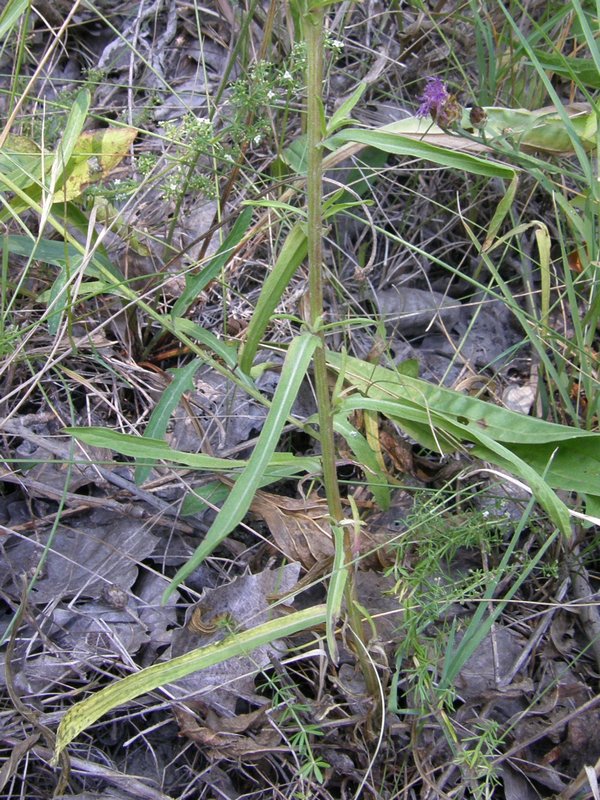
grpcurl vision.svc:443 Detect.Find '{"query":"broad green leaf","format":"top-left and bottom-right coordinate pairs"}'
top-left (164, 332), bottom-right (320, 600)
top-left (239, 223), bottom-right (308, 374)
top-left (172, 206), bottom-right (254, 318)
top-left (281, 134), bottom-right (309, 175)
top-left (135, 359), bottom-right (203, 485)
top-left (327, 353), bottom-right (600, 504)
top-left (326, 129), bottom-right (516, 179)
top-left (2, 125), bottom-right (137, 224)
top-left (509, 437), bottom-right (600, 497)
top-left (53, 603), bottom-right (327, 761)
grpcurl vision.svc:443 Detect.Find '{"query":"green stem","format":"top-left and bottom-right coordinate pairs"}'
top-left (304, 4), bottom-right (380, 712)
top-left (304, 10), bottom-right (341, 523)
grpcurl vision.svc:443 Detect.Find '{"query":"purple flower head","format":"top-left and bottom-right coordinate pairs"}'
top-left (417, 77), bottom-right (449, 118)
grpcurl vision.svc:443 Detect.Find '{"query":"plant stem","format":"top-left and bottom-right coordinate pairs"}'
top-left (304, 4), bottom-right (380, 713)
top-left (304, 9), bottom-right (342, 525)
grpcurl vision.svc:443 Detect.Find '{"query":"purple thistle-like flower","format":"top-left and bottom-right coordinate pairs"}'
top-left (417, 77), bottom-right (449, 118)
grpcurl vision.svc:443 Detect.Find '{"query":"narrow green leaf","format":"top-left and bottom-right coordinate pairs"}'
top-left (568, 0), bottom-right (600, 76)
top-left (49, 89), bottom-right (91, 199)
top-left (326, 129), bottom-right (516, 179)
top-left (0, 234), bottom-right (125, 292)
top-left (440, 523), bottom-right (558, 692)
top-left (496, 5), bottom-right (594, 172)
top-left (170, 318), bottom-right (239, 371)
top-left (327, 353), bottom-right (600, 518)
top-left (181, 482), bottom-right (232, 515)
top-left (338, 394), bottom-right (572, 536)
top-left (0, 0), bottom-right (28, 41)
top-left (530, 51), bottom-right (600, 89)
top-left (135, 360), bottom-right (203, 485)
top-left (328, 353), bottom-right (598, 445)
top-left (164, 333), bottom-right (320, 600)
top-left (326, 524), bottom-right (347, 663)
top-left (53, 603), bottom-right (327, 761)
top-left (47, 270), bottom-right (69, 336)
top-left (336, 394), bottom-right (600, 498)
top-left (242, 199), bottom-right (306, 217)
top-left (326, 82), bottom-right (367, 135)
top-left (67, 427), bottom-right (321, 477)
top-left (535, 222), bottom-right (551, 325)
top-left (239, 223), bottom-right (308, 374)
top-left (42, 90), bottom-right (92, 334)
top-left (172, 206), bottom-right (253, 318)
top-left (333, 414), bottom-right (391, 509)
top-left (483, 174), bottom-right (518, 251)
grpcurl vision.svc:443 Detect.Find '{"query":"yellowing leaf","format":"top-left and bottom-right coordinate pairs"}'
top-left (460, 103), bottom-right (597, 155)
top-left (53, 127), bottom-right (136, 202)
top-left (4, 133), bottom-right (40, 154)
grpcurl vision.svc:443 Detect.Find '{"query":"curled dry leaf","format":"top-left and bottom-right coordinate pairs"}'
top-left (250, 490), bottom-right (401, 570)
top-left (250, 490), bottom-right (335, 568)
top-left (174, 705), bottom-right (281, 761)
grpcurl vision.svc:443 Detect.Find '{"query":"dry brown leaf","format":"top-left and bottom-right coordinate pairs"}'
top-left (250, 490), bottom-right (334, 567)
top-left (250, 490), bottom-right (399, 570)
top-left (379, 429), bottom-right (414, 473)
top-left (174, 706), bottom-right (281, 760)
